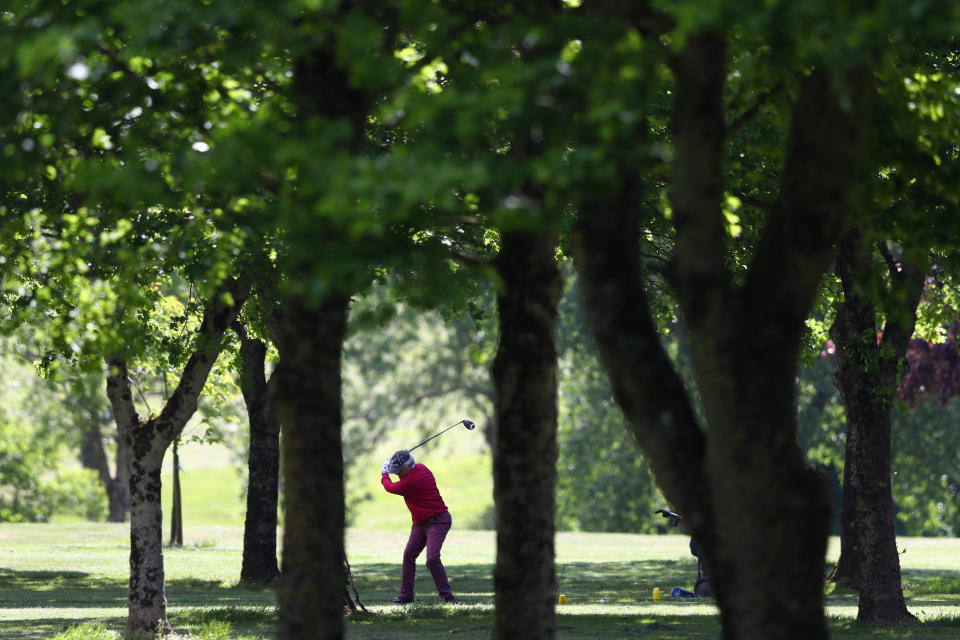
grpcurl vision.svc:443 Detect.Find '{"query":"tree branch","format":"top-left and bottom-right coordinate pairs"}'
top-left (732, 189), bottom-right (774, 212)
top-left (126, 370), bottom-right (155, 417)
top-left (450, 251), bottom-right (491, 269)
top-left (740, 67), bottom-right (875, 348)
top-left (667, 32), bottom-right (733, 360)
top-left (727, 83), bottom-right (785, 138)
top-left (155, 275), bottom-right (252, 440)
top-left (105, 355), bottom-right (141, 438)
top-left (879, 247), bottom-right (928, 367)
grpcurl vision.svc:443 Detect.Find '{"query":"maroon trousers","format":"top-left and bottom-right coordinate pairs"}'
top-left (399, 510), bottom-right (453, 599)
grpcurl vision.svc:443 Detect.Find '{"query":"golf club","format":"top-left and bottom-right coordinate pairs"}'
top-left (408, 419), bottom-right (476, 452)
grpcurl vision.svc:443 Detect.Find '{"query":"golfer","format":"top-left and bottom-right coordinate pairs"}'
top-left (381, 449), bottom-right (458, 604)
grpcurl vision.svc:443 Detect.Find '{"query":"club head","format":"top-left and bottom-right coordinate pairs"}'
top-left (463, 419), bottom-right (476, 430)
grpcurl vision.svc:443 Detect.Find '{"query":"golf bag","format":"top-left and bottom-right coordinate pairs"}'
top-left (655, 508), bottom-right (712, 598)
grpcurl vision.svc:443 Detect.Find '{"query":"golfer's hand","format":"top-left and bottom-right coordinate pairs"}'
top-left (381, 461), bottom-right (390, 475)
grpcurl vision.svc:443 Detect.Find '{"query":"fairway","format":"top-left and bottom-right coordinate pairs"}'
top-left (3, 524), bottom-right (960, 639)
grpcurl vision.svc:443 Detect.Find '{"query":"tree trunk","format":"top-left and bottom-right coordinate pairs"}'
top-left (271, 21), bottom-right (373, 638)
top-left (105, 278), bottom-right (249, 636)
top-left (830, 230), bottom-right (924, 623)
top-left (705, 378), bottom-right (834, 640)
top-left (107, 358), bottom-right (171, 636)
top-left (274, 292), bottom-right (350, 640)
top-left (169, 438), bottom-right (183, 547)
top-left (125, 420), bottom-right (171, 635)
top-left (80, 420), bottom-right (111, 495)
top-left (827, 462), bottom-right (862, 588)
top-left (235, 322), bottom-right (282, 584)
top-left (491, 230), bottom-right (562, 640)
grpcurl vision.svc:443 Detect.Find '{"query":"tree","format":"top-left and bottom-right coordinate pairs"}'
top-left (8, 3), bottom-right (960, 640)
top-left (233, 317), bottom-right (282, 584)
top-left (565, 1), bottom-right (960, 635)
top-left (105, 277), bottom-right (250, 633)
top-left (19, 343), bottom-right (130, 523)
top-left (899, 327), bottom-right (960, 409)
top-left (492, 230), bottom-right (562, 639)
top-left (271, 290), bottom-right (350, 640)
top-left (824, 37), bottom-right (960, 622)
top-left (828, 231), bottom-right (925, 622)
top-left (570, 14), bottom-right (881, 640)
top-left (268, 10), bottom-right (388, 637)
top-left (169, 436), bottom-right (184, 547)
top-left (795, 349), bottom-right (846, 534)
top-left (1, 199), bottom-right (255, 635)
top-left (3, 3), bottom-right (402, 638)
top-left (3, 5), bottom-right (269, 633)
top-left (799, 320), bottom-right (960, 540)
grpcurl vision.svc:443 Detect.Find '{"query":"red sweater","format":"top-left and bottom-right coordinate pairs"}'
top-left (381, 464), bottom-right (448, 524)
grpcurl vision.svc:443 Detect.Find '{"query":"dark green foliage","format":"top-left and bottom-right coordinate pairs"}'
top-left (892, 395), bottom-right (960, 536)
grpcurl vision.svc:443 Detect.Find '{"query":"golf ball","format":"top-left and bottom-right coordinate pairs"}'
top-left (599, 599), bottom-right (606, 604)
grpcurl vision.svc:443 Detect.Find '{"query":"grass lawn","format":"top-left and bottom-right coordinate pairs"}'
top-left (3, 524), bottom-right (960, 639)
top-left (21, 440), bottom-right (960, 638)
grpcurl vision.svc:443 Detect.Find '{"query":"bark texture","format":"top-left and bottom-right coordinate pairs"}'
top-left (105, 278), bottom-right (249, 636)
top-left (274, 292), bottom-right (350, 640)
top-left (235, 322), bottom-right (282, 584)
top-left (830, 231), bottom-right (924, 623)
top-left (573, 49), bottom-right (875, 639)
top-left (491, 230), bottom-right (562, 640)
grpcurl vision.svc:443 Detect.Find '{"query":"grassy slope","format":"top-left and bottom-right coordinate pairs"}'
top-left (51, 424), bottom-right (496, 531)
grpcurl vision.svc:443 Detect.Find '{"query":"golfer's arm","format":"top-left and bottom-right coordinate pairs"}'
top-left (381, 474), bottom-right (408, 495)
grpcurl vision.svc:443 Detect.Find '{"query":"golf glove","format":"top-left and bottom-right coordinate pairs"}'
top-left (381, 461), bottom-right (391, 475)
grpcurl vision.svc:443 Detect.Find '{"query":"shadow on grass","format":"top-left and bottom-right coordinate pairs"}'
top-left (348, 606), bottom-right (721, 640)
top-left (0, 568), bottom-right (276, 608)
top-left (903, 568), bottom-right (960, 595)
top-left (5, 562), bottom-right (960, 640)
top-left (345, 560), bottom-right (722, 639)
top-left (0, 560), bottom-right (706, 639)
top-left (0, 569), bottom-right (127, 608)
top-left (352, 559), bottom-right (704, 606)
top-left (0, 568), bottom-right (278, 640)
